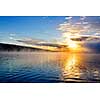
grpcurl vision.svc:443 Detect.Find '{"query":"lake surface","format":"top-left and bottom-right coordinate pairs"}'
top-left (0, 52), bottom-right (100, 83)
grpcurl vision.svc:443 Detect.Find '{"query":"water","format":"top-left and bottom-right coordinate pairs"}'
top-left (0, 52), bottom-right (100, 83)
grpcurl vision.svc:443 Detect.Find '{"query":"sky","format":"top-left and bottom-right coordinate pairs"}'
top-left (0, 16), bottom-right (100, 52)
top-left (0, 16), bottom-right (66, 43)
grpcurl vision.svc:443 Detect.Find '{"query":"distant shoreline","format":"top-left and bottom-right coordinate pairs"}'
top-left (0, 42), bottom-right (50, 52)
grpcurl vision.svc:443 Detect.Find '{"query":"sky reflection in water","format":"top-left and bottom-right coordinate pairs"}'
top-left (0, 52), bottom-right (100, 82)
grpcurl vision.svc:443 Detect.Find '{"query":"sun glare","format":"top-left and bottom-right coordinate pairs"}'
top-left (68, 42), bottom-right (78, 50)
top-left (63, 35), bottom-right (79, 50)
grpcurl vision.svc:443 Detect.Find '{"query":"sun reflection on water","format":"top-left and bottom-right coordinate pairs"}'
top-left (58, 52), bottom-right (100, 82)
top-left (58, 53), bottom-right (83, 81)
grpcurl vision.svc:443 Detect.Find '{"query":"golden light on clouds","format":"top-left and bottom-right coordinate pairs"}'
top-left (60, 32), bottom-right (81, 51)
top-left (67, 41), bottom-right (79, 50)
top-left (58, 16), bottom-right (98, 52)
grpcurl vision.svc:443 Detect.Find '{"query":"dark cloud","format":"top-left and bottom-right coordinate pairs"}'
top-left (70, 35), bottom-right (100, 42)
top-left (16, 38), bottom-right (67, 48)
top-left (84, 42), bottom-right (100, 53)
top-left (71, 37), bottom-right (89, 41)
top-left (34, 43), bottom-right (66, 48)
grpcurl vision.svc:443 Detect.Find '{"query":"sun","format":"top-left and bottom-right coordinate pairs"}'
top-left (65, 37), bottom-right (79, 50)
top-left (68, 42), bottom-right (78, 49)
top-left (61, 32), bottom-right (80, 51)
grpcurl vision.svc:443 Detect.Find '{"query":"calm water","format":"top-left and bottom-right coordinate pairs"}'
top-left (0, 52), bottom-right (100, 83)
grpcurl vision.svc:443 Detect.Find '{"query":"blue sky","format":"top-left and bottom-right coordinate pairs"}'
top-left (0, 16), bottom-right (66, 43)
top-left (0, 16), bottom-right (100, 42)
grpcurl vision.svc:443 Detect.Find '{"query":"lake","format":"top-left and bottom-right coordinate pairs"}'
top-left (0, 52), bottom-right (100, 83)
